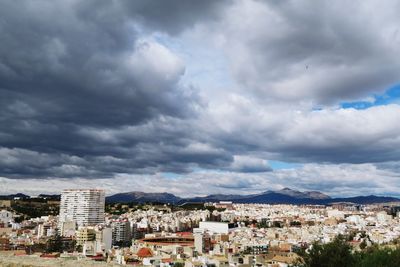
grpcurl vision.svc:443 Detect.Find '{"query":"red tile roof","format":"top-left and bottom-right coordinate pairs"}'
top-left (137, 247), bottom-right (153, 258)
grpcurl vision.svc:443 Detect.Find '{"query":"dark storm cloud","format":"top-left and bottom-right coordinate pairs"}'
top-left (0, 0), bottom-right (234, 178)
top-left (0, 0), bottom-right (191, 127)
top-left (2, 0), bottom-right (400, 185)
top-left (226, 155), bottom-right (272, 173)
top-left (121, 0), bottom-right (231, 34)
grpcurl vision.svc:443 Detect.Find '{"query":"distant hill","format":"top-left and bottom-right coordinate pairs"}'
top-left (0, 193), bottom-right (30, 200)
top-left (0, 193), bottom-right (60, 201)
top-left (3, 188), bottom-right (398, 205)
top-left (106, 188), bottom-right (400, 205)
top-left (271, 188), bottom-right (331, 199)
top-left (183, 188), bottom-right (331, 204)
top-left (328, 195), bottom-right (400, 205)
top-left (106, 191), bottom-right (182, 204)
top-left (304, 190), bottom-right (331, 200)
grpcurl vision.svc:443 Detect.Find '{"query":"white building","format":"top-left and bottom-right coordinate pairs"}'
top-left (199, 221), bottom-right (230, 234)
top-left (0, 210), bottom-right (13, 225)
top-left (376, 211), bottom-right (392, 224)
top-left (194, 228), bottom-right (211, 254)
top-left (37, 223), bottom-right (51, 238)
top-left (97, 227), bottom-right (112, 252)
top-left (59, 189), bottom-right (105, 228)
top-left (59, 221), bottom-right (76, 237)
top-left (326, 209), bottom-right (345, 219)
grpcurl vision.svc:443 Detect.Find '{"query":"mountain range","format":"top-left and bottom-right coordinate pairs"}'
top-left (105, 191), bottom-right (181, 204)
top-left (1, 188), bottom-right (398, 205)
top-left (105, 188), bottom-right (400, 205)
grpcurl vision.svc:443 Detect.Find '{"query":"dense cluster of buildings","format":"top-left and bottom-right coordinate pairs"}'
top-left (1, 189), bottom-right (400, 266)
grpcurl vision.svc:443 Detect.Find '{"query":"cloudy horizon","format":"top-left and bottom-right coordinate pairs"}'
top-left (1, 0), bottom-right (400, 197)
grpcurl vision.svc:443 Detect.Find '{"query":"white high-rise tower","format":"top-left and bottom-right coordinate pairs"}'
top-left (59, 189), bottom-right (105, 228)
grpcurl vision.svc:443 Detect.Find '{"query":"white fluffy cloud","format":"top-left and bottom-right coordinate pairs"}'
top-left (126, 40), bottom-right (185, 92)
top-left (1, 163), bottom-right (399, 197)
top-left (201, 95), bottom-right (400, 163)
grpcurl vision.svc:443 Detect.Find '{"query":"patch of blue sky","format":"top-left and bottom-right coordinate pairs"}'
top-left (269, 160), bottom-right (302, 170)
top-left (341, 84), bottom-right (400, 110)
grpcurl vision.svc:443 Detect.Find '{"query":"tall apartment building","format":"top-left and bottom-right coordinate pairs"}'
top-left (112, 220), bottom-right (131, 245)
top-left (59, 189), bottom-right (105, 228)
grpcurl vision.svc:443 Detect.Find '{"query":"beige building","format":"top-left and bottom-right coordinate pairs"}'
top-left (76, 227), bottom-right (96, 246)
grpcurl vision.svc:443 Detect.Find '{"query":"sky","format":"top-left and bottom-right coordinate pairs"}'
top-left (1, 0), bottom-right (400, 197)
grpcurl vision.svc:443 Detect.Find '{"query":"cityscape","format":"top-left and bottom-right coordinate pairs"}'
top-left (1, 189), bottom-right (400, 266)
top-left (1, 0), bottom-right (400, 266)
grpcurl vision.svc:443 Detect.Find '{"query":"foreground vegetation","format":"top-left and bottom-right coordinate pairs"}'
top-left (294, 235), bottom-right (400, 267)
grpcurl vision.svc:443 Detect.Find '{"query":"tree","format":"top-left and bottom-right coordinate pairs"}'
top-left (75, 244), bottom-right (83, 253)
top-left (293, 235), bottom-right (400, 267)
top-left (359, 240), bottom-right (367, 250)
top-left (295, 235), bottom-right (355, 267)
top-left (174, 262), bottom-right (185, 267)
top-left (290, 221), bottom-right (302, 227)
top-left (46, 233), bottom-right (63, 253)
top-left (354, 246), bottom-right (400, 267)
top-left (273, 221), bottom-right (282, 228)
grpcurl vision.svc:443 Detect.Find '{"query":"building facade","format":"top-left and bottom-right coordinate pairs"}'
top-left (0, 210), bottom-right (13, 225)
top-left (112, 220), bottom-right (131, 245)
top-left (59, 189), bottom-right (105, 228)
